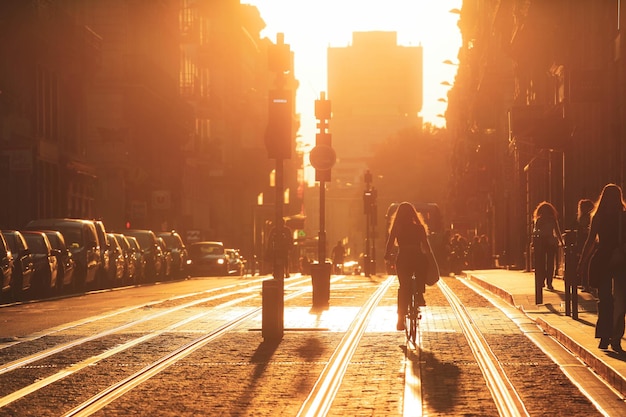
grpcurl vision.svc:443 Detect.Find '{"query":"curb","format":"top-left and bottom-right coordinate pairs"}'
top-left (466, 273), bottom-right (626, 398)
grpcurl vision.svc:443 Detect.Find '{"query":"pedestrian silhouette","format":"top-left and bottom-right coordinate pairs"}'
top-left (532, 201), bottom-right (564, 302)
top-left (578, 184), bottom-right (626, 352)
top-left (267, 218), bottom-right (292, 279)
top-left (384, 202), bottom-right (429, 331)
top-left (331, 240), bottom-right (346, 274)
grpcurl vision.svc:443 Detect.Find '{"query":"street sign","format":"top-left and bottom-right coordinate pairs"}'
top-left (309, 144), bottom-right (336, 171)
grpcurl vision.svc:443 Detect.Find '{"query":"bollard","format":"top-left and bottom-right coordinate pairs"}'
top-left (563, 230), bottom-right (578, 319)
top-left (311, 261), bottom-right (331, 309)
top-left (262, 279), bottom-right (283, 341)
top-left (535, 275), bottom-right (543, 305)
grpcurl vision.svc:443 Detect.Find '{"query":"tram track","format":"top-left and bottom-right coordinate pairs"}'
top-left (438, 278), bottom-right (529, 417)
top-left (0, 273), bottom-right (618, 416)
top-left (0, 276), bottom-right (275, 376)
top-left (297, 275), bottom-right (394, 417)
top-left (0, 276), bottom-right (319, 409)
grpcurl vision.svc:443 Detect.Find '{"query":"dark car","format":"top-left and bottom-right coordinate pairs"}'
top-left (187, 241), bottom-right (229, 277)
top-left (126, 236), bottom-right (146, 283)
top-left (113, 233), bottom-right (136, 283)
top-left (24, 219), bottom-right (101, 289)
top-left (22, 231), bottom-right (59, 297)
top-left (92, 220), bottom-right (111, 286)
top-left (157, 231), bottom-right (188, 279)
top-left (41, 230), bottom-right (76, 293)
top-left (225, 248), bottom-right (245, 276)
top-left (123, 230), bottom-right (163, 282)
top-left (106, 233), bottom-right (126, 284)
top-left (157, 236), bottom-right (173, 280)
top-left (0, 233), bottom-right (14, 303)
top-left (2, 230), bottom-right (35, 300)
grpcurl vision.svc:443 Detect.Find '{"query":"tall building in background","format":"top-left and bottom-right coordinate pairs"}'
top-left (313, 31), bottom-right (423, 269)
top-left (328, 32), bottom-right (423, 188)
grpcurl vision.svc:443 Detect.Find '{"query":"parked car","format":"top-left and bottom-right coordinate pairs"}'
top-left (2, 230), bottom-right (35, 300)
top-left (123, 230), bottom-right (163, 282)
top-left (187, 241), bottom-right (229, 277)
top-left (91, 220), bottom-right (111, 287)
top-left (113, 233), bottom-right (136, 283)
top-left (225, 248), bottom-right (245, 276)
top-left (157, 231), bottom-right (188, 279)
top-left (126, 236), bottom-right (146, 283)
top-left (24, 219), bottom-right (101, 289)
top-left (106, 233), bottom-right (126, 283)
top-left (0, 233), bottom-right (14, 303)
top-left (41, 230), bottom-right (76, 292)
top-left (157, 237), bottom-right (173, 280)
top-left (21, 231), bottom-right (59, 296)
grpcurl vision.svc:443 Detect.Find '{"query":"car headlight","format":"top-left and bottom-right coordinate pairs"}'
top-left (217, 258), bottom-right (225, 265)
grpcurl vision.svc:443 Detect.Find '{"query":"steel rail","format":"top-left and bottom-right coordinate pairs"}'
top-left (62, 279), bottom-right (326, 417)
top-left (0, 293), bottom-right (258, 408)
top-left (296, 275), bottom-right (395, 417)
top-left (0, 276), bottom-right (269, 351)
top-left (0, 276), bottom-right (305, 376)
top-left (438, 279), bottom-right (530, 417)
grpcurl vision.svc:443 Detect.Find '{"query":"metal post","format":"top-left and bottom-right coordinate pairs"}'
top-left (274, 159), bottom-right (284, 281)
top-left (262, 33), bottom-right (291, 341)
top-left (319, 182), bottom-right (326, 263)
top-left (563, 229), bottom-right (578, 319)
top-left (310, 91), bottom-right (334, 309)
top-left (364, 171), bottom-right (372, 276)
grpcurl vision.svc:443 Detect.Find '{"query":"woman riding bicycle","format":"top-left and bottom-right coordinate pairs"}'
top-left (384, 202), bottom-right (429, 331)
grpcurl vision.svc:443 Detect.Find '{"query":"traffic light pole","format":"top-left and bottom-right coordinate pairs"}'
top-left (309, 92), bottom-right (335, 309)
top-left (363, 170), bottom-right (377, 276)
top-left (262, 33), bottom-right (292, 342)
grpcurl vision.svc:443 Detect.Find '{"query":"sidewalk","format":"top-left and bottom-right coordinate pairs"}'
top-left (464, 269), bottom-right (626, 397)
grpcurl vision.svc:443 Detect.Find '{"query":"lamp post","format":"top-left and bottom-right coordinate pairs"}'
top-left (363, 170), bottom-right (377, 276)
top-left (262, 33), bottom-right (292, 341)
top-left (309, 91), bottom-right (335, 309)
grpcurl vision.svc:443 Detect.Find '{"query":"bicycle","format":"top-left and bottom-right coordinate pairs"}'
top-left (405, 274), bottom-right (422, 348)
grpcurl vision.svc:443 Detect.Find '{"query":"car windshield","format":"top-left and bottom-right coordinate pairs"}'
top-left (3, 234), bottom-right (17, 252)
top-left (57, 226), bottom-right (84, 249)
top-left (116, 235), bottom-right (130, 250)
top-left (190, 244), bottom-right (224, 256)
top-left (24, 235), bottom-right (47, 253)
top-left (45, 233), bottom-right (62, 249)
top-left (161, 234), bottom-right (182, 248)
top-left (129, 233), bottom-right (153, 248)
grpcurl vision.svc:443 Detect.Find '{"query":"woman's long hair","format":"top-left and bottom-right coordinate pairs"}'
top-left (389, 202), bottom-right (429, 235)
top-left (533, 201), bottom-right (558, 223)
top-left (576, 199), bottom-right (594, 225)
top-left (592, 183), bottom-right (626, 220)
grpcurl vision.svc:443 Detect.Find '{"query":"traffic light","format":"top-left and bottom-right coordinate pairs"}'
top-left (363, 188), bottom-right (377, 221)
top-left (265, 89), bottom-right (292, 159)
top-left (313, 93), bottom-right (332, 182)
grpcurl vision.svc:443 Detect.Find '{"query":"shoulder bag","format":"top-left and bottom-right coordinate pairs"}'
top-left (425, 237), bottom-right (440, 286)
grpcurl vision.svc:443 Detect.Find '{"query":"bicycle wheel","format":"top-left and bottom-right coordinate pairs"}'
top-left (405, 294), bottom-right (418, 347)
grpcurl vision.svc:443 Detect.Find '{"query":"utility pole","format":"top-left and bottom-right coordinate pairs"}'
top-left (309, 92), bottom-right (335, 309)
top-left (262, 33), bottom-right (292, 341)
top-left (363, 170), bottom-right (377, 276)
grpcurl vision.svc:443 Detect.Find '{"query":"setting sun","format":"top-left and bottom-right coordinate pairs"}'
top-left (244, 0), bottom-right (462, 148)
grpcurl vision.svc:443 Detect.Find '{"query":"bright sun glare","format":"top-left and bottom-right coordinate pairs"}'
top-left (244, 0), bottom-right (462, 170)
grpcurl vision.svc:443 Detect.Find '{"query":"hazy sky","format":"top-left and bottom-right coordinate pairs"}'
top-left (244, 0), bottom-right (462, 152)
